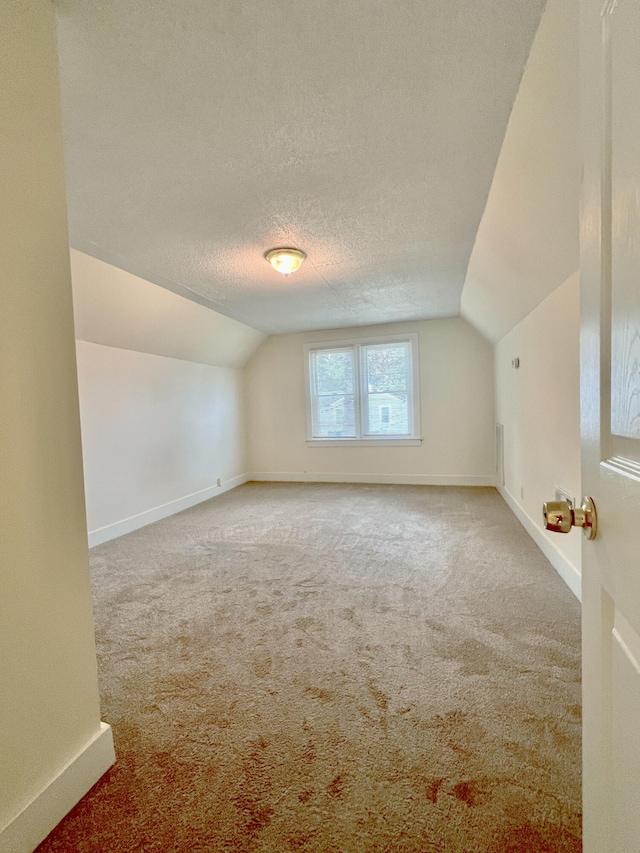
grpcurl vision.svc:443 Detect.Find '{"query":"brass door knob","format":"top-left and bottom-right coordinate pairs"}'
top-left (542, 497), bottom-right (597, 540)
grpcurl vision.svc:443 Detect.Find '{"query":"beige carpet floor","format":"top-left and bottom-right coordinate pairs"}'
top-left (36, 483), bottom-right (582, 852)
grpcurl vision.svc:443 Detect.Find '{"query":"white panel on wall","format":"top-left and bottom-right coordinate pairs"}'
top-left (496, 423), bottom-right (505, 486)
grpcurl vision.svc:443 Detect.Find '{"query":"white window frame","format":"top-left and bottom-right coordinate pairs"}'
top-left (304, 333), bottom-right (421, 446)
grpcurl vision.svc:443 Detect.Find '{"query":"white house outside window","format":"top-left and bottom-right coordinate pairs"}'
top-left (304, 334), bottom-right (421, 446)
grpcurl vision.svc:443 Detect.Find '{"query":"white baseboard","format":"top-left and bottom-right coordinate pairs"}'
top-left (88, 474), bottom-right (249, 547)
top-left (247, 472), bottom-right (496, 487)
top-left (498, 486), bottom-right (582, 601)
top-left (0, 722), bottom-right (115, 853)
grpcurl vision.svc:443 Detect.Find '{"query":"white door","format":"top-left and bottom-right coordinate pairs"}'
top-left (581, 0), bottom-right (640, 850)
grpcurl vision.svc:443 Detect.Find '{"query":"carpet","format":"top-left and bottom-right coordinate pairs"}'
top-left (36, 483), bottom-right (581, 852)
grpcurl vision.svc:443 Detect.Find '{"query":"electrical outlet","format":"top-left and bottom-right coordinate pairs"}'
top-left (555, 487), bottom-right (574, 508)
top-left (216, 478), bottom-right (221, 487)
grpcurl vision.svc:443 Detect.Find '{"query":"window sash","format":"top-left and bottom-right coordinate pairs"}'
top-left (360, 342), bottom-right (412, 437)
top-left (309, 347), bottom-right (359, 438)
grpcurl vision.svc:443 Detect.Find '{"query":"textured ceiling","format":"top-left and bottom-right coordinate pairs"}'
top-left (55, 0), bottom-right (545, 334)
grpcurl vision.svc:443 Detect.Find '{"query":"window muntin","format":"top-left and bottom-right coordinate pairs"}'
top-left (306, 335), bottom-right (419, 442)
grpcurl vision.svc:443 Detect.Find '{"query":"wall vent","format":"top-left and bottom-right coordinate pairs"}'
top-left (496, 423), bottom-right (505, 487)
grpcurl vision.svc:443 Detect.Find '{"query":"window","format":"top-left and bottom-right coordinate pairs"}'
top-left (305, 334), bottom-right (421, 444)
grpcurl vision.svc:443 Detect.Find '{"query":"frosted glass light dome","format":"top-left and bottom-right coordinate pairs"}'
top-left (265, 247), bottom-right (306, 275)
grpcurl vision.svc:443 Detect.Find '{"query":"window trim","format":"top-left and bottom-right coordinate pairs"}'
top-left (304, 333), bottom-right (421, 444)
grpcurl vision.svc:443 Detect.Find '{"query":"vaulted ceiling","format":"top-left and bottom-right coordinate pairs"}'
top-left (462, 0), bottom-right (579, 342)
top-left (55, 0), bottom-right (546, 334)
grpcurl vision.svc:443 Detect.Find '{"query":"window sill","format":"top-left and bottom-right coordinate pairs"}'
top-left (306, 438), bottom-right (422, 447)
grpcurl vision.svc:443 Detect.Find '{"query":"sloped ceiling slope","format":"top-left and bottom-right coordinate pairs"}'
top-left (55, 0), bottom-right (545, 335)
top-left (461, 0), bottom-right (579, 343)
top-left (71, 250), bottom-right (266, 368)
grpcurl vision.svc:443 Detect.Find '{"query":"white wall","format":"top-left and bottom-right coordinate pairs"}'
top-left (462, 0), bottom-right (582, 598)
top-left (0, 4), bottom-right (113, 851)
top-left (495, 273), bottom-right (581, 597)
top-left (71, 252), bottom-right (265, 544)
top-left (77, 342), bottom-right (248, 544)
top-left (246, 318), bottom-right (495, 484)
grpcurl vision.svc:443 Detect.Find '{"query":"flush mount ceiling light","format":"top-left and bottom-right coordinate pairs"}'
top-left (265, 247), bottom-right (306, 276)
